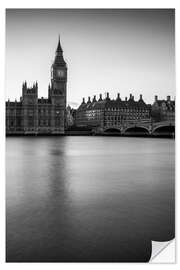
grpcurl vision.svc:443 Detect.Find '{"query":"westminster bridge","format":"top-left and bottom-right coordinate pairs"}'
top-left (93, 120), bottom-right (175, 136)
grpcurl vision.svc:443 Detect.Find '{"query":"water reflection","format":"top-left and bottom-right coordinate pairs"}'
top-left (6, 137), bottom-right (175, 262)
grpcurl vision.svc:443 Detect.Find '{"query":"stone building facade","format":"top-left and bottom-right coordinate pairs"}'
top-left (151, 95), bottom-right (175, 122)
top-left (66, 105), bottom-right (75, 128)
top-left (75, 93), bottom-right (151, 131)
top-left (6, 37), bottom-right (67, 135)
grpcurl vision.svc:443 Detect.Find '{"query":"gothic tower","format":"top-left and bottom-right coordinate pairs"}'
top-left (22, 81), bottom-right (38, 132)
top-left (49, 36), bottom-right (67, 134)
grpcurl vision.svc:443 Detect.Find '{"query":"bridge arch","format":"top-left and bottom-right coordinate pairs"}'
top-left (123, 126), bottom-right (150, 135)
top-left (152, 124), bottom-right (175, 136)
top-left (123, 126), bottom-right (150, 136)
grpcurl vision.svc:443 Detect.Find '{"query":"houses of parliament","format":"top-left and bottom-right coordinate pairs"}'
top-left (6, 37), bottom-right (175, 136)
top-left (6, 37), bottom-right (67, 135)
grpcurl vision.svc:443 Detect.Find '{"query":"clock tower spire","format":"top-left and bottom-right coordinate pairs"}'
top-left (56, 35), bottom-right (63, 53)
top-left (49, 36), bottom-right (67, 134)
top-left (53, 35), bottom-right (66, 66)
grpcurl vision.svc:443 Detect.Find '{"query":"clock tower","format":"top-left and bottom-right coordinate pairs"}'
top-left (49, 36), bottom-right (67, 134)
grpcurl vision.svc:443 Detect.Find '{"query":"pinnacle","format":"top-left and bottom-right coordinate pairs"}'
top-left (56, 35), bottom-right (63, 53)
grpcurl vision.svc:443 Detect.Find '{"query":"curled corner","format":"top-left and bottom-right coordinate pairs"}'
top-left (150, 239), bottom-right (175, 263)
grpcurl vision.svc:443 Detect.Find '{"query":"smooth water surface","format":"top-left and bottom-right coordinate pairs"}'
top-left (6, 137), bottom-right (175, 262)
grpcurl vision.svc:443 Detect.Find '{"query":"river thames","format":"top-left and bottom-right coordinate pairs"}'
top-left (6, 136), bottom-right (175, 262)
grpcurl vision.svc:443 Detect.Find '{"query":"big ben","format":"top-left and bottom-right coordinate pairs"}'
top-left (49, 36), bottom-right (67, 134)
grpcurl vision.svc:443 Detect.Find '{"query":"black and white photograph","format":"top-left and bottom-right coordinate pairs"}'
top-left (5, 8), bottom-right (175, 263)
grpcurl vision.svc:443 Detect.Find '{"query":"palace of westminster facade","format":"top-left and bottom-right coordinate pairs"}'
top-left (6, 38), bottom-right (67, 135)
top-left (6, 38), bottom-right (175, 135)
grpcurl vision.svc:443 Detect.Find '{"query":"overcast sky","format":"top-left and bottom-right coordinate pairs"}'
top-left (6, 9), bottom-right (175, 107)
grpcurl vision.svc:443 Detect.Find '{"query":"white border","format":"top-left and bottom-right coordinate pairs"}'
top-left (1, 0), bottom-right (179, 269)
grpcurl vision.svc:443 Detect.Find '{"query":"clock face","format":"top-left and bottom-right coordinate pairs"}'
top-left (57, 69), bottom-right (65, 78)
